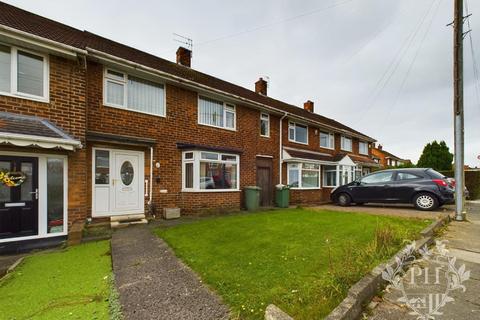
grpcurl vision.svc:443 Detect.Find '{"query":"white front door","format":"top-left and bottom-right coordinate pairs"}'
top-left (93, 148), bottom-right (144, 217)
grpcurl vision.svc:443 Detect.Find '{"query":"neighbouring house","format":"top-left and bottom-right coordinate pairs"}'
top-left (371, 144), bottom-right (410, 168)
top-left (0, 2), bottom-right (377, 251)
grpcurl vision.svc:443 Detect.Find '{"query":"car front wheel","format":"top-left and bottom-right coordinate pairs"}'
top-left (336, 193), bottom-right (352, 207)
top-left (413, 193), bottom-right (439, 211)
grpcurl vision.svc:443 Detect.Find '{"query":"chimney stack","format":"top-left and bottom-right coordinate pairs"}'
top-left (304, 100), bottom-right (314, 113)
top-left (378, 144), bottom-right (383, 150)
top-left (176, 47), bottom-right (191, 67)
top-left (255, 78), bottom-right (268, 96)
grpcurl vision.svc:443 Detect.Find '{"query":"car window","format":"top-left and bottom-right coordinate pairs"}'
top-left (397, 172), bottom-right (422, 181)
top-left (361, 172), bottom-right (394, 184)
top-left (426, 169), bottom-right (446, 179)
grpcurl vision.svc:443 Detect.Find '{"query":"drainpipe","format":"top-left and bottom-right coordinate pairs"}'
top-left (279, 113), bottom-right (288, 184)
top-left (149, 146), bottom-right (153, 205)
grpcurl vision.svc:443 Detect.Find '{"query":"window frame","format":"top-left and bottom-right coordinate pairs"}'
top-left (182, 150), bottom-right (240, 192)
top-left (359, 141), bottom-right (369, 155)
top-left (288, 121), bottom-right (308, 145)
top-left (319, 131), bottom-right (335, 149)
top-left (103, 67), bottom-right (166, 117)
top-left (260, 112), bottom-right (270, 137)
top-left (0, 44), bottom-right (49, 102)
top-left (287, 162), bottom-right (321, 190)
top-left (197, 95), bottom-right (236, 131)
top-left (341, 136), bottom-right (353, 152)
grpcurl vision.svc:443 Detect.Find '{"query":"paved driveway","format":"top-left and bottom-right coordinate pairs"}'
top-left (314, 203), bottom-right (453, 220)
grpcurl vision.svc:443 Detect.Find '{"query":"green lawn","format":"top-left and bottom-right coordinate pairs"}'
top-left (0, 240), bottom-right (114, 320)
top-left (156, 208), bottom-right (431, 319)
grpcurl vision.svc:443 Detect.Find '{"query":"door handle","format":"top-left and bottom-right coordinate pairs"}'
top-left (29, 188), bottom-right (39, 200)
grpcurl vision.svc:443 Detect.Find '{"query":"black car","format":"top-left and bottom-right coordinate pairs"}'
top-left (330, 168), bottom-right (455, 211)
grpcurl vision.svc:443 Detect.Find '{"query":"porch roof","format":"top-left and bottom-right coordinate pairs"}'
top-left (0, 112), bottom-right (81, 150)
top-left (86, 131), bottom-right (156, 147)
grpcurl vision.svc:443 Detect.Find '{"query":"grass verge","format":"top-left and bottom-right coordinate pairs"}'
top-left (156, 208), bottom-right (431, 319)
top-left (0, 240), bottom-right (115, 320)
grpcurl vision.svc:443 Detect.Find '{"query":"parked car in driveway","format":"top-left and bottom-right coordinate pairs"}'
top-left (330, 168), bottom-right (455, 211)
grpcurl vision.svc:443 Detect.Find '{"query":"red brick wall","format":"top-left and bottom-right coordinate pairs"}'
top-left (86, 61), bottom-right (279, 215)
top-left (0, 55), bottom-right (88, 225)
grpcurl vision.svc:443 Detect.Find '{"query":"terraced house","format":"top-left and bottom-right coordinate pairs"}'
top-left (0, 2), bottom-right (377, 251)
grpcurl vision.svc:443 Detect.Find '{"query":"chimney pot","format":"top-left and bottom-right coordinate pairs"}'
top-left (255, 78), bottom-right (268, 96)
top-left (176, 47), bottom-right (191, 67)
top-left (304, 100), bottom-right (314, 113)
top-left (378, 144), bottom-right (383, 150)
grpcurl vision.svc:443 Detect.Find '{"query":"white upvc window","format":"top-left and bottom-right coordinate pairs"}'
top-left (182, 151), bottom-right (239, 191)
top-left (0, 44), bottom-right (49, 101)
top-left (260, 113), bottom-right (270, 137)
top-left (359, 141), bottom-right (369, 155)
top-left (287, 162), bottom-right (320, 189)
top-left (198, 95), bottom-right (236, 130)
top-left (323, 165), bottom-right (338, 187)
top-left (104, 68), bottom-right (166, 116)
top-left (341, 136), bottom-right (352, 152)
top-left (288, 122), bottom-right (308, 144)
top-left (320, 131), bottom-right (334, 149)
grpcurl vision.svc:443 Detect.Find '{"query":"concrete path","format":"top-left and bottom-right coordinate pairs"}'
top-left (111, 225), bottom-right (229, 320)
top-left (369, 202), bottom-right (480, 320)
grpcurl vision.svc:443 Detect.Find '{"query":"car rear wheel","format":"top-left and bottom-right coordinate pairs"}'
top-left (336, 193), bottom-right (352, 207)
top-left (413, 193), bottom-right (439, 211)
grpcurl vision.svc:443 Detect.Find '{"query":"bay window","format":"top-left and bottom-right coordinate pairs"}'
top-left (288, 122), bottom-right (308, 144)
top-left (198, 96), bottom-right (236, 130)
top-left (104, 68), bottom-right (165, 116)
top-left (359, 141), bottom-right (368, 155)
top-left (183, 151), bottom-right (239, 191)
top-left (287, 163), bottom-right (320, 189)
top-left (341, 136), bottom-right (352, 152)
top-left (0, 44), bottom-right (48, 100)
top-left (323, 165), bottom-right (338, 187)
top-left (320, 132), bottom-right (334, 149)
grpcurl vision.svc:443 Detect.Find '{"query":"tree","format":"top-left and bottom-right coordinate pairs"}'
top-left (416, 140), bottom-right (453, 171)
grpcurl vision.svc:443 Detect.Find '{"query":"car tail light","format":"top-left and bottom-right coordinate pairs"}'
top-left (449, 178), bottom-right (456, 187)
top-left (432, 179), bottom-right (448, 187)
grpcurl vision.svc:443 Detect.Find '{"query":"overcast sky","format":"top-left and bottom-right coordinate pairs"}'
top-left (5, 0), bottom-right (480, 166)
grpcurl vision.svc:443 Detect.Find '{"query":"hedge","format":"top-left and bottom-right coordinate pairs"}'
top-left (439, 170), bottom-right (480, 200)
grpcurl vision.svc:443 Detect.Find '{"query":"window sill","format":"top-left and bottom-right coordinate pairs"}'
top-left (181, 189), bottom-right (241, 193)
top-left (288, 139), bottom-right (309, 145)
top-left (260, 134), bottom-right (270, 138)
top-left (198, 122), bottom-right (236, 132)
top-left (103, 103), bottom-right (166, 118)
top-left (0, 91), bottom-right (49, 104)
top-left (341, 148), bottom-right (353, 152)
top-left (319, 146), bottom-right (334, 150)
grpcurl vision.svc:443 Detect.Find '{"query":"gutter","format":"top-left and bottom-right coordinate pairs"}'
top-left (86, 47), bottom-right (376, 143)
top-left (0, 25), bottom-right (88, 57)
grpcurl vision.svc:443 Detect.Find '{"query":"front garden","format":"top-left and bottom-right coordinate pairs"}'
top-left (0, 240), bottom-right (116, 320)
top-left (157, 208), bottom-right (431, 319)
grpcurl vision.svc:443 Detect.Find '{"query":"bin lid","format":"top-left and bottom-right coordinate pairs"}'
top-left (244, 186), bottom-right (261, 190)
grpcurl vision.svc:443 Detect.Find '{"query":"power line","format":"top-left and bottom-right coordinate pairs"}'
top-left (386, 0), bottom-right (444, 116)
top-left (354, 0), bottom-right (438, 126)
top-left (465, 0), bottom-right (480, 109)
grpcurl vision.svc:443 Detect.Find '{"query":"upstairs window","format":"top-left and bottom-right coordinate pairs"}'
top-left (260, 113), bottom-right (270, 137)
top-left (198, 96), bottom-right (236, 130)
top-left (0, 44), bottom-right (48, 101)
top-left (288, 122), bottom-right (308, 144)
top-left (359, 141), bottom-right (369, 155)
top-left (341, 136), bottom-right (352, 152)
top-left (320, 132), bottom-right (334, 149)
top-left (104, 68), bottom-right (165, 116)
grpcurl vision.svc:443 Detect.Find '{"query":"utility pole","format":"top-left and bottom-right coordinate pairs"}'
top-left (453, 0), bottom-right (466, 221)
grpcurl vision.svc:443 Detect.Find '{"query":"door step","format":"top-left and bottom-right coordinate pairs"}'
top-left (110, 214), bottom-right (148, 229)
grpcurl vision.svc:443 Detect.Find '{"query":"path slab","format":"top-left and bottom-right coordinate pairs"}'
top-left (111, 225), bottom-right (229, 320)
